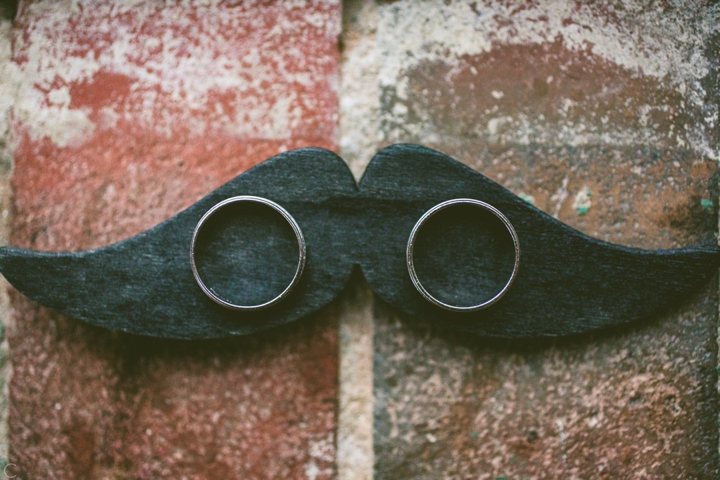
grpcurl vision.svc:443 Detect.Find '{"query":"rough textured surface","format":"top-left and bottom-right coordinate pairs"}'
top-left (336, 2), bottom-right (378, 478)
top-left (11, 301), bottom-right (338, 479)
top-left (3, 0), bottom-right (719, 477)
top-left (336, 275), bottom-right (374, 480)
top-left (374, 285), bottom-right (718, 479)
top-left (377, 0), bottom-right (719, 160)
top-left (7, 1), bottom-right (341, 478)
top-left (0, 13), bottom-right (14, 470)
top-left (4, 142), bottom-right (717, 340)
top-left (372, 0), bottom-right (719, 478)
top-left (0, 149), bottom-right (360, 339)
top-left (11, 0), bottom-right (340, 249)
top-left (356, 144), bottom-right (719, 337)
top-left (339, 0), bottom-right (380, 181)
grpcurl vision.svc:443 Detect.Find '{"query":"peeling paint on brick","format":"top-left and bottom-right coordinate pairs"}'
top-left (7, 2), bottom-right (342, 478)
top-left (12, 0), bottom-right (341, 148)
top-left (10, 0), bottom-right (342, 253)
top-left (377, 0), bottom-right (719, 159)
top-left (375, 285), bottom-right (718, 479)
top-left (372, 1), bottom-right (719, 477)
top-left (0, 19), bottom-right (18, 171)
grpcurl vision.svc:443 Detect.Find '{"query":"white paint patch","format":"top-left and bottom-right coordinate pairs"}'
top-left (378, 0), bottom-right (719, 159)
top-left (0, 21), bottom-right (19, 161)
top-left (15, 98), bottom-right (95, 149)
top-left (487, 116), bottom-right (511, 136)
top-left (13, 0), bottom-right (341, 147)
top-left (308, 433), bottom-right (336, 463)
top-left (572, 187), bottom-right (593, 215)
top-left (550, 175), bottom-right (570, 219)
top-left (378, 0), bottom-right (716, 88)
top-left (305, 433), bottom-right (335, 480)
top-left (556, 419), bottom-right (568, 467)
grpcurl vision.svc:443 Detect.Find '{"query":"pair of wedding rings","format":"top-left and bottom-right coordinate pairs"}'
top-left (190, 196), bottom-right (520, 312)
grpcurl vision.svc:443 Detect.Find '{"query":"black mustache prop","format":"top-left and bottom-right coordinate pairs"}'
top-left (0, 144), bottom-right (717, 339)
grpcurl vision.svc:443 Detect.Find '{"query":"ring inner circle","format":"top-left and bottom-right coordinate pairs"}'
top-left (193, 201), bottom-right (301, 308)
top-left (411, 202), bottom-right (516, 309)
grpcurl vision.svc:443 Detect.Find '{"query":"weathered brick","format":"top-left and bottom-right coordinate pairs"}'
top-left (7, 1), bottom-right (341, 478)
top-left (373, 1), bottom-right (719, 478)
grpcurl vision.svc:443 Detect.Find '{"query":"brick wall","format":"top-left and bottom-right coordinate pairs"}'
top-left (6, 1), bottom-right (340, 479)
top-left (1, 1), bottom-right (718, 479)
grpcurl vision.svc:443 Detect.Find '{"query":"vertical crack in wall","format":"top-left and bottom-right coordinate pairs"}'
top-left (337, 1), bottom-right (378, 479)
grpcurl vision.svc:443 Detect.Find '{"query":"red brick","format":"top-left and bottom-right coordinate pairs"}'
top-left (8, 1), bottom-right (341, 478)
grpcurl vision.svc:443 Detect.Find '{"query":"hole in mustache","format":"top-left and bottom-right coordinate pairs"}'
top-left (412, 203), bottom-right (516, 309)
top-left (193, 201), bottom-right (301, 308)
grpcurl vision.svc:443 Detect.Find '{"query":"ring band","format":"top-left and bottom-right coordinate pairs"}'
top-left (190, 196), bottom-right (306, 311)
top-left (406, 198), bottom-right (520, 312)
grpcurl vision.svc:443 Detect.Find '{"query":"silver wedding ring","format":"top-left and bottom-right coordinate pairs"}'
top-left (406, 198), bottom-right (520, 312)
top-left (190, 196), bottom-right (306, 311)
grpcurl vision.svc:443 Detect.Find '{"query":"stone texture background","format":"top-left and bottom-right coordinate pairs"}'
top-left (4, 1), bottom-right (340, 479)
top-left (0, 0), bottom-right (718, 479)
top-left (368, 2), bottom-right (720, 479)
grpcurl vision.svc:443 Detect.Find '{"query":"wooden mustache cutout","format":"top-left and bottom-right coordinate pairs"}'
top-left (0, 144), bottom-right (717, 339)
